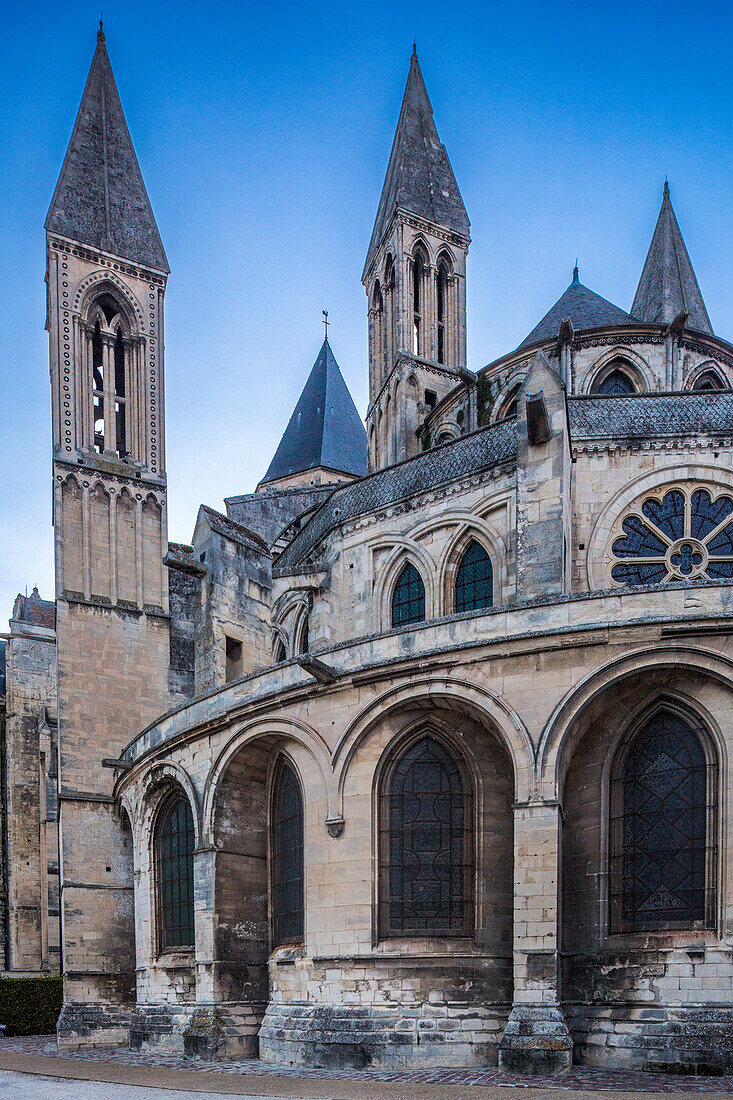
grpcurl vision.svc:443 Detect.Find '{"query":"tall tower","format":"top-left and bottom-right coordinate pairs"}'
top-left (363, 48), bottom-right (470, 470)
top-left (46, 25), bottom-right (172, 1043)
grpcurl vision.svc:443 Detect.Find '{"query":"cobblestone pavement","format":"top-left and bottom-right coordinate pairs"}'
top-left (3, 1035), bottom-right (733, 1094)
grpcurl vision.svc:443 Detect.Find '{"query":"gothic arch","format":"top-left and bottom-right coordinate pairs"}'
top-left (74, 271), bottom-right (145, 333)
top-left (135, 760), bottom-right (202, 853)
top-left (202, 716), bottom-right (332, 845)
top-left (536, 644), bottom-right (733, 803)
top-left (582, 346), bottom-right (654, 395)
top-left (686, 359), bottom-right (730, 391)
top-left (585, 462), bottom-right (733, 590)
top-left (332, 675), bottom-right (534, 811)
top-left (439, 524), bottom-right (499, 616)
top-left (491, 369), bottom-right (526, 422)
top-left (372, 539), bottom-right (437, 630)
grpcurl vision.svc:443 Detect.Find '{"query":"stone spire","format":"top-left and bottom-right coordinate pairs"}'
top-left (362, 47), bottom-right (469, 279)
top-left (260, 338), bottom-right (368, 487)
top-left (519, 267), bottom-right (633, 349)
top-left (631, 182), bottom-right (711, 335)
top-left (45, 24), bottom-right (169, 272)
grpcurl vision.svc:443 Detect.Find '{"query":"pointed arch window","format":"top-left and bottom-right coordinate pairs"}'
top-left (610, 709), bottom-right (714, 931)
top-left (156, 794), bottom-right (195, 951)
top-left (412, 251), bottom-right (425, 357)
top-left (693, 369), bottom-right (726, 392)
top-left (455, 540), bottom-right (493, 613)
top-left (437, 262), bottom-right (449, 365)
top-left (392, 562), bottom-right (426, 626)
top-left (380, 735), bottom-right (472, 936)
top-left (271, 758), bottom-right (304, 946)
top-left (592, 363), bottom-right (637, 396)
top-left (88, 294), bottom-right (129, 458)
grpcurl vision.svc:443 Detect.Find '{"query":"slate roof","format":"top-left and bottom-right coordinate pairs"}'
top-left (261, 339), bottom-right (368, 485)
top-left (363, 47), bottom-right (470, 279)
top-left (568, 392), bottom-right (733, 440)
top-left (276, 422), bottom-right (517, 572)
top-left (13, 588), bottom-right (56, 630)
top-left (518, 267), bottom-right (634, 349)
top-left (632, 183), bottom-right (712, 335)
top-left (45, 26), bottom-right (169, 273)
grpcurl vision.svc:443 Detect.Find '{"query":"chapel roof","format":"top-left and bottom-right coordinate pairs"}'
top-left (261, 338), bottom-right (368, 486)
top-left (363, 47), bottom-right (470, 279)
top-left (45, 24), bottom-right (169, 273)
top-left (12, 587), bottom-right (56, 630)
top-left (518, 266), bottom-right (634, 349)
top-left (631, 182), bottom-right (712, 335)
top-left (569, 391), bottom-right (733, 440)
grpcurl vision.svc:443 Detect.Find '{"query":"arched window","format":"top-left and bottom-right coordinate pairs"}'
top-left (380, 735), bottom-right (471, 936)
top-left (92, 319), bottom-right (105, 453)
top-left (498, 385), bottom-right (520, 420)
top-left (88, 295), bottom-right (129, 457)
top-left (610, 709), bottom-right (713, 931)
top-left (592, 363), bottom-right (637, 395)
top-left (391, 562), bottom-right (426, 626)
top-left (155, 794), bottom-right (195, 950)
top-left (693, 369), bottom-right (725, 392)
top-left (412, 251), bottom-right (425, 356)
top-left (455, 540), bottom-right (493, 612)
top-left (274, 637), bottom-right (287, 663)
top-left (437, 262), bottom-right (449, 365)
top-left (271, 758), bottom-right (304, 946)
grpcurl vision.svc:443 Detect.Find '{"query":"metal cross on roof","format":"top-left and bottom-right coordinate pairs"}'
top-left (322, 310), bottom-right (329, 340)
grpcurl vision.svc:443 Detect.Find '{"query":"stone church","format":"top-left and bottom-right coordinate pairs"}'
top-left (3, 24), bottom-right (733, 1076)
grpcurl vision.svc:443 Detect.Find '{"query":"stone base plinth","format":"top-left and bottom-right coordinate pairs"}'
top-left (57, 1002), bottom-right (133, 1048)
top-left (567, 1004), bottom-right (733, 1073)
top-left (130, 1002), bottom-right (262, 1060)
top-left (259, 1000), bottom-right (507, 1069)
top-left (498, 1003), bottom-right (573, 1075)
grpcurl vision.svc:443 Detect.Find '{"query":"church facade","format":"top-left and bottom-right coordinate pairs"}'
top-left (3, 26), bottom-right (733, 1076)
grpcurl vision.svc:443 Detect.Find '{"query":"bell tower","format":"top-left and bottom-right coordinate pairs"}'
top-left (46, 24), bottom-right (172, 1043)
top-left (363, 47), bottom-right (470, 469)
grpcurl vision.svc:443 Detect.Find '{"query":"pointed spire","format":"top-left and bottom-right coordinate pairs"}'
top-left (572, 262), bottom-right (579, 285)
top-left (631, 183), bottom-right (711, 334)
top-left (260, 340), bottom-right (368, 486)
top-left (46, 26), bottom-right (168, 273)
top-left (363, 48), bottom-right (469, 278)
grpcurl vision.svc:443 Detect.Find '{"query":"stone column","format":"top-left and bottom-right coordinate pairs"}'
top-left (498, 802), bottom-right (572, 1075)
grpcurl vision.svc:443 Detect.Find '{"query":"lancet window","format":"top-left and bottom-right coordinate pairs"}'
top-left (271, 758), bottom-right (304, 946)
top-left (610, 709), bottom-right (714, 931)
top-left (155, 794), bottom-right (195, 951)
top-left (455, 540), bottom-right (493, 613)
top-left (380, 735), bottom-right (472, 936)
top-left (392, 562), bottom-right (426, 626)
top-left (88, 293), bottom-right (131, 458)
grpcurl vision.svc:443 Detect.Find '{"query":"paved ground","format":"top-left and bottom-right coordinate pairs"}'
top-left (2, 1036), bottom-right (733, 1098)
top-left (0, 1070), bottom-right (294, 1100)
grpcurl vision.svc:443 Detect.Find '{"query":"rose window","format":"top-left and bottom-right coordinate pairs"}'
top-left (611, 487), bottom-right (733, 586)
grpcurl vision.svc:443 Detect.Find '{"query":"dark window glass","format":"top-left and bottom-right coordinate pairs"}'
top-left (610, 711), bottom-right (710, 930)
top-left (274, 639), bottom-right (287, 663)
top-left (596, 369), bottom-right (636, 395)
top-left (272, 759), bottom-right (304, 945)
top-left (114, 329), bottom-right (126, 397)
top-left (156, 795), bottom-right (195, 950)
top-left (693, 371), bottom-right (724, 392)
top-left (455, 540), bottom-right (493, 613)
top-left (392, 563), bottom-right (426, 626)
top-left (384, 736), bottom-right (469, 934)
top-left (611, 488), bottom-right (733, 586)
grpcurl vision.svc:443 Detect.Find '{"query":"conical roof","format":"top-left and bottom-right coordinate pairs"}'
top-left (632, 183), bottom-right (712, 334)
top-left (518, 267), bottom-right (634, 349)
top-left (46, 25), bottom-right (168, 273)
top-left (261, 339), bottom-right (368, 485)
top-left (363, 47), bottom-right (469, 278)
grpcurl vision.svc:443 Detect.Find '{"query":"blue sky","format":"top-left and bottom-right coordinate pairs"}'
top-left (1, 0), bottom-right (732, 617)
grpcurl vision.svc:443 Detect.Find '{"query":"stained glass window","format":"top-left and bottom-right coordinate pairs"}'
top-left (271, 758), bottom-right (304, 945)
top-left (611, 487), bottom-right (733, 585)
top-left (595, 368), bottom-right (636, 395)
top-left (156, 795), bottom-right (195, 950)
top-left (382, 736), bottom-right (470, 936)
top-left (392, 562), bottom-right (426, 626)
top-left (610, 710), bottom-right (712, 930)
top-left (455, 540), bottom-right (493, 613)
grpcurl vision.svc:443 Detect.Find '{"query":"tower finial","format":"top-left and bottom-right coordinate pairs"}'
top-left (322, 309), bottom-right (330, 342)
top-left (412, 40), bottom-right (417, 57)
top-left (98, 13), bottom-right (105, 43)
top-left (572, 260), bottom-right (579, 284)
top-left (663, 177), bottom-right (670, 198)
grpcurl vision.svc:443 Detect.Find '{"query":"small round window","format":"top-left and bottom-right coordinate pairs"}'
top-left (610, 486), bottom-right (733, 586)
